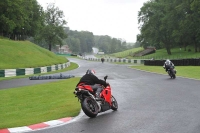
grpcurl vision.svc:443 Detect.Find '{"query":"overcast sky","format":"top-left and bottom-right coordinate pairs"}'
top-left (37, 0), bottom-right (149, 43)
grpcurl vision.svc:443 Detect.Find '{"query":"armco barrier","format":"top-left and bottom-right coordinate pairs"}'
top-left (79, 56), bottom-right (200, 66)
top-left (0, 62), bottom-right (70, 78)
top-left (16, 69), bottom-right (25, 76)
top-left (144, 59), bottom-right (200, 66)
top-left (0, 70), bottom-right (5, 77)
top-left (78, 55), bottom-right (146, 65)
top-left (25, 68), bottom-right (34, 75)
top-left (34, 68), bottom-right (41, 74)
top-left (47, 66), bottom-right (51, 72)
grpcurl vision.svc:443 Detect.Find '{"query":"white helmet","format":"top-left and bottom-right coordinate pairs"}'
top-left (165, 59), bottom-right (170, 65)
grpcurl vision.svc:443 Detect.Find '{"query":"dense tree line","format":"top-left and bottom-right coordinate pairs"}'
top-left (0, 0), bottom-right (133, 53)
top-left (64, 30), bottom-right (94, 53)
top-left (0, 0), bottom-right (43, 40)
top-left (64, 30), bottom-right (130, 54)
top-left (94, 36), bottom-right (128, 54)
top-left (137, 0), bottom-right (200, 54)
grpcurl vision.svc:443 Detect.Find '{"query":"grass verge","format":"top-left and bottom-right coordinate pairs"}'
top-left (131, 65), bottom-right (200, 80)
top-left (0, 77), bottom-right (81, 129)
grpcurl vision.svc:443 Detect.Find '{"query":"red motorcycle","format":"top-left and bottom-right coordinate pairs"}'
top-left (73, 75), bottom-right (118, 118)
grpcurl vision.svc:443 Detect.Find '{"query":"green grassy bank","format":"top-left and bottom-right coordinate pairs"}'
top-left (0, 39), bottom-right (67, 69)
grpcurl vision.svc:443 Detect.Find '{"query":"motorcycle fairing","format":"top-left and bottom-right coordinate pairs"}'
top-left (101, 86), bottom-right (111, 105)
top-left (77, 82), bottom-right (94, 92)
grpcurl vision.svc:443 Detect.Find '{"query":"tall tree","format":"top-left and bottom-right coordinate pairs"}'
top-left (138, 0), bottom-right (178, 55)
top-left (138, 0), bottom-right (200, 54)
top-left (36, 3), bottom-right (67, 51)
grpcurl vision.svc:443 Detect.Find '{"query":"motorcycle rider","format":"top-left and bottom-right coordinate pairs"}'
top-left (76, 69), bottom-right (108, 100)
top-left (101, 58), bottom-right (105, 63)
top-left (163, 59), bottom-right (175, 72)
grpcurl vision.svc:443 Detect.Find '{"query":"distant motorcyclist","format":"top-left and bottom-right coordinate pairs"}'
top-left (163, 59), bottom-right (175, 72)
top-left (76, 69), bottom-right (108, 100)
top-left (101, 58), bottom-right (105, 63)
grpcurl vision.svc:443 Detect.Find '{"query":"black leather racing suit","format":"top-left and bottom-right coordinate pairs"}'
top-left (163, 60), bottom-right (174, 72)
top-left (76, 73), bottom-right (107, 94)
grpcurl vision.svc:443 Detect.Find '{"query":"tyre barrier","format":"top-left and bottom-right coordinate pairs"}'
top-left (29, 73), bottom-right (75, 80)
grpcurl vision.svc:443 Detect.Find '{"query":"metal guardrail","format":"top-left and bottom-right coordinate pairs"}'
top-left (0, 62), bottom-right (70, 77)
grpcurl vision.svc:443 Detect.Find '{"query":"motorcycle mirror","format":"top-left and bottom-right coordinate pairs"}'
top-left (104, 75), bottom-right (108, 81)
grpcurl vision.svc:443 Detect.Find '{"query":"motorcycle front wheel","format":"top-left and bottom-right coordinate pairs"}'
top-left (81, 97), bottom-right (99, 118)
top-left (170, 71), bottom-right (176, 79)
top-left (172, 74), bottom-right (176, 79)
top-left (111, 95), bottom-right (118, 111)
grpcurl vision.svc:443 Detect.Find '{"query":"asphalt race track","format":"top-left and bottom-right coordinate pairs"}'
top-left (1, 57), bottom-right (200, 133)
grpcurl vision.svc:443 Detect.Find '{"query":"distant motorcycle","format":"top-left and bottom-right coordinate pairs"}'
top-left (74, 75), bottom-right (118, 118)
top-left (101, 58), bottom-right (105, 63)
top-left (166, 66), bottom-right (176, 79)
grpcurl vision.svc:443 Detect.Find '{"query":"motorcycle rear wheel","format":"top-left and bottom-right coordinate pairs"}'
top-left (111, 95), bottom-right (118, 111)
top-left (81, 97), bottom-right (99, 118)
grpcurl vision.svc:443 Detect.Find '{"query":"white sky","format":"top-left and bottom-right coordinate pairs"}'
top-left (37, 0), bottom-right (149, 43)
